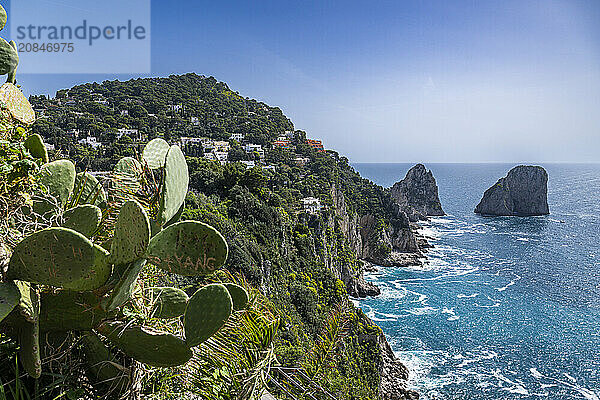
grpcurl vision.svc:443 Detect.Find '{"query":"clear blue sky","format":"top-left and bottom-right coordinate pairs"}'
top-left (12, 0), bottom-right (600, 163)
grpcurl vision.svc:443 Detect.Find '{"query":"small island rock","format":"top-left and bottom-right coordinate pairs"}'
top-left (390, 164), bottom-right (445, 222)
top-left (475, 165), bottom-right (549, 216)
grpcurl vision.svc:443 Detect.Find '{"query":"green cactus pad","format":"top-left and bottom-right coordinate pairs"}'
top-left (146, 221), bottom-right (228, 276)
top-left (62, 204), bottom-right (102, 237)
top-left (0, 39), bottom-right (18, 77)
top-left (149, 287), bottom-right (189, 319)
top-left (80, 333), bottom-right (129, 392)
top-left (101, 259), bottom-right (145, 312)
top-left (223, 283), bottom-right (249, 311)
top-left (38, 159), bottom-right (76, 208)
top-left (24, 134), bottom-right (48, 163)
top-left (110, 200), bottom-right (150, 265)
top-left (74, 172), bottom-right (107, 207)
top-left (18, 319), bottom-right (41, 378)
top-left (0, 281), bottom-right (19, 323)
top-left (0, 4), bottom-right (6, 31)
top-left (15, 281), bottom-right (39, 323)
top-left (158, 145), bottom-right (188, 224)
top-left (142, 138), bottom-right (170, 169)
top-left (62, 245), bottom-right (112, 291)
top-left (164, 201), bottom-right (185, 228)
top-left (114, 156), bottom-right (143, 176)
top-left (8, 227), bottom-right (97, 287)
top-left (184, 284), bottom-right (232, 347)
top-left (39, 290), bottom-right (106, 331)
top-left (98, 321), bottom-right (192, 367)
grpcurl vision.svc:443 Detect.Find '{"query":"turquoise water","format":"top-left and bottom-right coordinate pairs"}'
top-left (353, 163), bottom-right (600, 400)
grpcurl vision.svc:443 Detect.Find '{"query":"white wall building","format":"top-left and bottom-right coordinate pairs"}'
top-left (78, 136), bottom-right (102, 149)
top-left (301, 197), bottom-right (322, 214)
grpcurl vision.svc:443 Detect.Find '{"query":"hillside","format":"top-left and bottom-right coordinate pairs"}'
top-left (29, 74), bottom-right (423, 399)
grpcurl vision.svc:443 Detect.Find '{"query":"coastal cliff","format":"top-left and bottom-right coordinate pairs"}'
top-left (475, 165), bottom-right (549, 216)
top-left (390, 164), bottom-right (444, 221)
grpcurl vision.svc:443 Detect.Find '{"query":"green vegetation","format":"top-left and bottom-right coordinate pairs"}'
top-left (17, 73), bottom-right (409, 397)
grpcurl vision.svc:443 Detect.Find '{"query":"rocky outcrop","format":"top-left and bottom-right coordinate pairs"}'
top-left (390, 164), bottom-right (444, 222)
top-left (475, 165), bottom-right (549, 216)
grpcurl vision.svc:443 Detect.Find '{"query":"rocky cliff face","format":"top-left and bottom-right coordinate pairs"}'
top-left (475, 165), bottom-right (549, 216)
top-left (390, 164), bottom-right (444, 222)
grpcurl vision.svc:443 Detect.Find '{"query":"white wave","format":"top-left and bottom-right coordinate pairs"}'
top-left (530, 368), bottom-right (543, 379)
top-left (402, 306), bottom-right (438, 316)
top-left (457, 293), bottom-right (479, 298)
top-left (495, 280), bottom-right (515, 292)
top-left (441, 307), bottom-right (460, 321)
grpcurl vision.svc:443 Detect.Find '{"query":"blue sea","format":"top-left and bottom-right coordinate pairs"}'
top-left (352, 163), bottom-right (600, 400)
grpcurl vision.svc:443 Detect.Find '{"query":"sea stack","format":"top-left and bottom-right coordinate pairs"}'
top-left (475, 165), bottom-right (549, 216)
top-left (390, 164), bottom-right (445, 222)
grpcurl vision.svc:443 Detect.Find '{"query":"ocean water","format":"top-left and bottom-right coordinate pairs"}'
top-left (352, 163), bottom-right (600, 400)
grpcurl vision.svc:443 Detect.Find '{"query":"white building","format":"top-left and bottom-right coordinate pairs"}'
top-left (120, 110), bottom-right (129, 116)
top-left (284, 130), bottom-right (295, 139)
top-left (44, 143), bottom-right (55, 151)
top-left (294, 157), bottom-right (310, 167)
top-left (190, 116), bottom-right (200, 126)
top-left (240, 160), bottom-right (255, 169)
top-left (78, 136), bottom-right (102, 149)
top-left (116, 128), bottom-right (140, 141)
top-left (168, 104), bottom-right (183, 112)
top-left (214, 141), bottom-right (230, 152)
top-left (230, 133), bottom-right (244, 142)
top-left (243, 143), bottom-right (264, 160)
top-left (213, 151), bottom-right (229, 163)
top-left (301, 197), bottom-right (322, 214)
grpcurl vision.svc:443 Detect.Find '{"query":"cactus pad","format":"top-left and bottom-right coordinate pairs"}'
top-left (18, 319), bottom-right (41, 378)
top-left (15, 280), bottom-right (38, 323)
top-left (0, 281), bottom-right (19, 323)
top-left (110, 200), bottom-right (150, 265)
top-left (62, 244), bottom-right (112, 291)
top-left (142, 138), bottom-right (170, 169)
top-left (98, 321), bottom-right (192, 367)
top-left (39, 290), bottom-right (106, 331)
top-left (114, 156), bottom-right (143, 176)
top-left (0, 4), bottom-right (6, 31)
top-left (149, 287), bottom-right (189, 319)
top-left (184, 284), bottom-right (232, 347)
top-left (24, 134), bottom-right (48, 163)
top-left (0, 41), bottom-right (19, 78)
top-left (38, 159), bottom-right (76, 208)
top-left (223, 283), bottom-right (249, 311)
top-left (164, 201), bottom-right (185, 228)
top-left (147, 221), bottom-right (228, 276)
top-left (62, 204), bottom-right (102, 237)
top-left (74, 172), bottom-right (107, 207)
top-left (158, 145), bottom-right (188, 224)
top-left (8, 227), bottom-right (97, 287)
top-left (80, 333), bottom-right (129, 392)
top-left (101, 259), bottom-right (146, 312)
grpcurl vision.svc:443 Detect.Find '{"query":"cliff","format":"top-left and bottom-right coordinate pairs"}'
top-left (390, 164), bottom-right (444, 222)
top-left (475, 165), bottom-right (549, 216)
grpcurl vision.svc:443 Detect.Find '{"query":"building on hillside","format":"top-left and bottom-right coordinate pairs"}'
top-left (214, 141), bottom-right (230, 152)
top-left (65, 129), bottom-right (80, 139)
top-left (230, 133), bottom-right (245, 142)
top-left (262, 165), bottom-right (276, 172)
top-left (203, 152), bottom-right (217, 161)
top-left (272, 140), bottom-right (293, 150)
top-left (116, 128), bottom-right (141, 141)
top-left (306, 139), bottom-right (324, 152)
top-left (243, 143), bottom-right (264, 160)
top-left (213, 151), bottom-right (229, 164)
top-left (120, 110), bottom-right (129, 116)
top-left (180, 136), bottom-right (204, 156)
top-left (78, 136), bottom-right (102, 149)
top-left (44, 143), bottom-right (55, 151)
top-left (301, 197), bottom-right (322, 214)
top-left (284, 130), bottom-right (295, 139)
top-left (168, 104), bottom-right (183, 112)
top-left (190, 116), bottom-right (200, 126)
top-left (294, 157), bottom-right (310, 167)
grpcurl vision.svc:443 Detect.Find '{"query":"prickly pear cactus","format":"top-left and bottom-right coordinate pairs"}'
top-left (149, 287), bottom-right (189, 319)
top-left (158, 145), bottom-right (188, 224)
top-left (39, 290), bottom-right (106, 331)
top-left (142, 138), bottom-right (170, 169)
top-left (0, 281), bottom-right (19, 323)
top-left (62, 204), bottom-right (102, 237)
top-left (184, 284), bottom-right (232, 347)
top-left (37, 159), bottom-right (76, 208)
top-left (62, 244), bottom-right (111, 291)
top-left (18, 319), bottom-right (41, 378)
top-left (23, 134), bottom-right (48, 163)
top-left (223, 283), bottom-right (249, 311)
top-left (7, 227), bottom-right (98, 287)
top-left (98, 321), bottom-right (193, 367)
top-left (15, 280), bottom-right (38, 323)
top-left (0, 39), bottom-right (18, 77)
top-left (146, 221), bottom-right (228, 276)
top-left (110, 200), bottom-right (150, 265)
top-left (101, 259), bottom-right (145, 312)
top-left (74, 172), bottom-right (107, 207)
top-left (114, 156), bottom-right (143, 176)
top-left (80, 332), bottom-right (129, 393)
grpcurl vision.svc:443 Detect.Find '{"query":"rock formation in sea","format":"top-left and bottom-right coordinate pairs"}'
top-left (390, 164), bottom-right (445, 222)
top-left (475, 165), bottom-right (549, 216)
